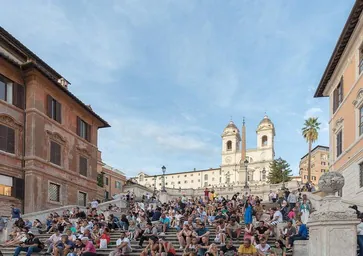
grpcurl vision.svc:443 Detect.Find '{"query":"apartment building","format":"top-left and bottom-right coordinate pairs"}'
top-left (299, 145), bottom-right (329, 184)
top-left (0, 26), bottom-right (110, 215)
top-left (314, 0), bottom-right (363, 203)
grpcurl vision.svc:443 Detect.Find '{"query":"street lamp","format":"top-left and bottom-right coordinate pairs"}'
top-left (244, 159), bottom-right (249, 189)
top-left (161, 165), bottom-right (166, 192)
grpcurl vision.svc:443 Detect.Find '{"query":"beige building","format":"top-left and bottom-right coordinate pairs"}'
top-left (299, 145), bottom-right (329, 184)
top-left (96, 151), bottom-right (126, 202)
top-left (314, 0), bottom-right (363, 204)
top-left (134, 115), bottom-right (276, 190)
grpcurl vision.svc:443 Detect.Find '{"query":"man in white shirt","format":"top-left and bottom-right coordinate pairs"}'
top-left (91, 199), bottom-right (99, 210)
top-left (287, 191), bottom-right (297, 209)
top-left (109, 231), bottom-right (132, 256)
top-left (255, 239), bottom-right (271, 255)
top-left (45, 229), bottom-right (61, 254)
top-left (269, 207), bottom-right (283, 226)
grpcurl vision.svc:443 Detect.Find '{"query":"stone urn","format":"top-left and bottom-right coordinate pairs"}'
top-left (318, 172), bottom-right (344, 196)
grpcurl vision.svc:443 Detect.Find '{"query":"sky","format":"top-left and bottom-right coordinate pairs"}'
top-left (0, 0), bottom-right (355, 177)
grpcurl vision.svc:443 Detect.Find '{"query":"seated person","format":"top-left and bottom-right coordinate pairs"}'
top-left (226, 217), bottom-right (241, 239)
top-left (238, 238), bottom-right (257, 256)
top-left (14, 231), bottom-right (43, 256)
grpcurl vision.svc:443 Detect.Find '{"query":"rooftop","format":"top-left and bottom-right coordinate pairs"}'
top-left (0, 26), bottom-right (110, 128)
top-left (300, 145), bottom-right (329, 160)
top-left (314, 0), bottom-right (363, 97)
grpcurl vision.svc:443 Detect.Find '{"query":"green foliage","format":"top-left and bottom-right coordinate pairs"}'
top-left (97, 173), bottom-right (104, 187)
top-left (267, 157), bottom-right (292, 184)
top-left (302, 117), bottom-right (321, 143)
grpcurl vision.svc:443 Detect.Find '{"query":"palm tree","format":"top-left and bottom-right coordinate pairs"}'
top-left (302, 117), bottom-right (321, 182)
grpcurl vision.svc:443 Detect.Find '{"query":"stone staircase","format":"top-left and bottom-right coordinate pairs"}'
top-left (0, 224), bottom-right (295, 256)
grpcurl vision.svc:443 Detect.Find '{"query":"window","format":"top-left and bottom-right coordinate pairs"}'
top-left (191, 180), bottom-right (194, 183)
top-left (78, 191), bottom-right (87, 206)
top-left (115, 181), bottom-right (121, 189)
top-left (321, 161), bottom-right (326, 165)
top-left (359, 45), bottom-right (363, 74)
top-left (204, 182), bottom-right (208, 187)
top-left (198, 179), bottom-right (200, 182)
top-left (50, 141), bottom-right (61, 166)
top-left (77, 117), bottom-right (91, 142)
top-left (47, 95), bottom-right (62, 123)
top-left (212, 178), bottom-right (215, 181)
top-left (0, 124), bottom-right (15, 154)
top-left (262, 172), bottom-right (266, 180)
top-left (312, 176), bottom-right (316, 181)
top-left (48, 183), bottom-right (60, 202)
top-left (105, 191), bottom-right (109, 199)
top-left (0, 175), bottom-right (12, 196)
top-left (336, 130), bottom-right (343, 157)
top-left (262, 135), bottom-right (268, 146)
top-left (105, 177), bottom-right (109, 185)
top-left (360, 106), bottom-right (363, 136)
top-left (191, 174), bottom-right (193, 176)
top-left (226, 140), bottom-right (232, 151)
top-left (184, 175), bottom-right (187, 177)
top-left (184, 181), bottom-right (188, 184)
top-left (321, 169), bottom-right (325, 173)
top-left (333, 78), bottom-right (343, 113)
top-left (204, 174), bottom-right (208, 180)
top-left (79, 156), bottom-right (88, 176)
top-left (0, 76), bottom-right (24, 109)
top-left (360, 162), bottom-right (363, 188)
top-left (178, 181), bottom-right (181, 184)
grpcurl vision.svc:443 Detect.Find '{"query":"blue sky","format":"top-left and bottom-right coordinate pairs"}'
top-left (1, 0), bottom-right (354, 177)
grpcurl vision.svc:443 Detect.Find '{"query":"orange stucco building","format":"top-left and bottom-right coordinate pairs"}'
top-left (0, 26), bottom-right (110, 215)
top-left (299, 145), bottom-right (329, 184)
top-left (314, 0), bottom-right (363, 204)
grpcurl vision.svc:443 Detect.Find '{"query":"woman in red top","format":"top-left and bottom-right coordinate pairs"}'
top-left (96, 228), bottom-right (111, 248)
top-left (158, 237), bottom-right (176, 256)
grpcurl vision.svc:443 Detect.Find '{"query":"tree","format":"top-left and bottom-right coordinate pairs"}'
top-left (302, 117), bottom-right (321, 182)
top-left (267, 157), bottom-right (293, 184)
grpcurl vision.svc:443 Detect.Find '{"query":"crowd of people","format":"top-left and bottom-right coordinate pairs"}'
top-left (1, 186), bottom-right (362, 256)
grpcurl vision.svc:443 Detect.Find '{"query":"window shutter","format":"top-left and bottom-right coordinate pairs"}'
top-left (13, 84), bottom-right (25, 109)
top-left (0, 125), bottom-right (6, 152)
top-left (12, 178), bottom-right (25, 200)
top-left (77, 117), bottom-right (81, 136)
top-left (86, 123), bottom-right (91, 142)
top-left (340, 77), bottom-right (344, 104)
top-left (7, 127), bottom-right (15, 154)
top-left (47, 95), bottom-right (53, 117)
top-left (56, 101), bottom-right (62, 123)
top-left (55, 143), bottom-right (61, 165)
top-left (333, 88), bottom-right (338, 113)
top-left (50, 141), bottom-right (55, 163)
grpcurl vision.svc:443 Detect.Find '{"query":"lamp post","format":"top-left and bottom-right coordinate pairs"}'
top-left (161, 165), bottom-right (166, 192)
top-left (244, 159), bottom-right (249, 189)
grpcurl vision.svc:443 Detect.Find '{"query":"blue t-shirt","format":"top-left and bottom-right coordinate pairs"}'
top-left (11, 208), bottom-right (21, 219)
top-left (152, 211), bottom-right (162, 221)
top-left (196, 227), bottom-right (208, 236)
top-left (160, 217), bottom-right (170, 227)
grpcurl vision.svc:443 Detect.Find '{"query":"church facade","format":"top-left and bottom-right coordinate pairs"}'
top-left (133, 115), bottom-right (275, 190)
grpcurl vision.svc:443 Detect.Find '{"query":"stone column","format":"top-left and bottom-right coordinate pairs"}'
top-left (307, 172), bottom-right (359, 256)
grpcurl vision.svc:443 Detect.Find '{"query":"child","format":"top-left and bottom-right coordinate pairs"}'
top-left (128, 220), bottom-right (136, 240)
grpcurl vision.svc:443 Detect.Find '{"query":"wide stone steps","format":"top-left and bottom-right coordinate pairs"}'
top-left (0, 226), bottom-right (292, 256)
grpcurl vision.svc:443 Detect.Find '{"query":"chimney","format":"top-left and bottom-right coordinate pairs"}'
top-left (57, 78), bottom-right (69, 89)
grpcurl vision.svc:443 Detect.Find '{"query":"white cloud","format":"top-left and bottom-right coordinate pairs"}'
top-left (304, 107), bottom-right (323, 119)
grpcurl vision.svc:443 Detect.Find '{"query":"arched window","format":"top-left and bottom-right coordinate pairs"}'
top-left (204, 174), bottom-right (208, 180)
top-left (262, 136), bottom-right (268, 146)
top-left (226, 140), bottom-right (232, 151)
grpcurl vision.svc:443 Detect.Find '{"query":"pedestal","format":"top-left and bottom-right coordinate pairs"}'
top-left (307, 196), bottom-right (359, 256)
top-left (159, 191), bottom-right (169, 204)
